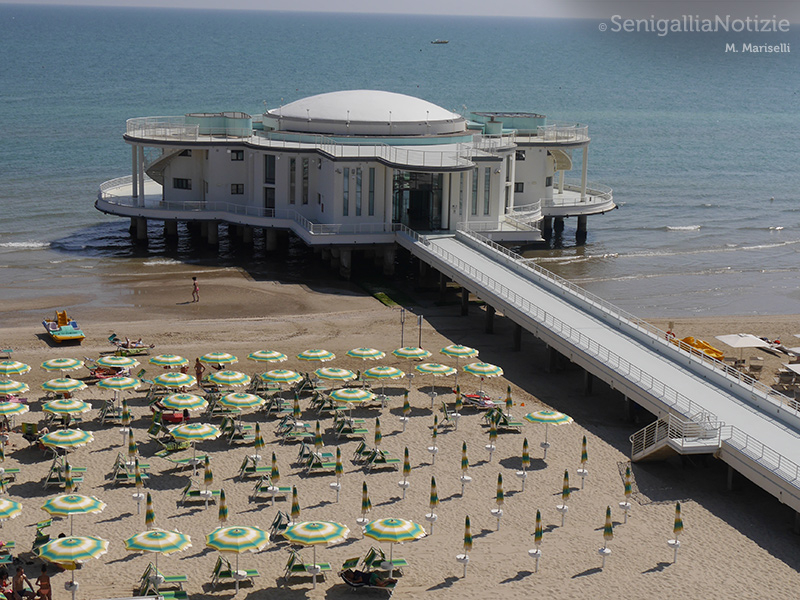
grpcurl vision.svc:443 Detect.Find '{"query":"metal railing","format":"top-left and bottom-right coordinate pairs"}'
top-left (126, 117), bottom-right (200, 141)
top-left (536, 123), bottom-right (589, 142)
top-left (542, 182), bottom-right (614, 207)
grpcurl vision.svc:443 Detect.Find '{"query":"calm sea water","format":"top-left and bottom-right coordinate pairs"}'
top-left (1, 5), bottom-right (799, 317)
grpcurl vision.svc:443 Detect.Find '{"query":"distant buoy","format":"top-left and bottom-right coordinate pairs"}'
top-left (770, 197), bottom-right (775, 201)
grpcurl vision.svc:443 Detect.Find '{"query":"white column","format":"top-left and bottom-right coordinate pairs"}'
top-left (138, 146), bottom-right (146, 208)
top-left (559, 169), bottom-right (565, 194)
top-left (131, 146), bottom-right (139, 198)
top-left (581, 146), bottom-right (588, 200)
top-left (384, 167), bottom-right (393, 230)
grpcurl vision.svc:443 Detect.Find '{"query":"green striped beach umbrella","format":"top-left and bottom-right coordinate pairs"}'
top-left (603, 505), bottom-right (614, 547)
top-left (124, 528), bottom-right (191, 590)
top-left (330, 388), bottom-right (374, 405)
top-left (581, 436), bottom-right (588, 466)
top-left (486, 419), bottom-right (497, 461)
top-left (282, 521), bottom-right (349, 588)
top-left (496, 473), bottom-right (504, 507)
top-left (42, 494), bottom-right (105, 536)
top-left (463, 361), bottom-right (503, 382)
top-left (271, 452), bottom-right (280, 485)
top-left (219, 392), bottom-right (263, 411)
top-left (40, 429), bottom-right (93, 450)
top-left (0, 444), bottom-right (5, 465)
top-left (534, 509), bottom-right (543, 546)
top-left (128, 429), bottom-right (137, 460)
top-left (347, 348), bottom-right (385, 361)
top-left (149, 354), bottom-right (188, 369)
top-left (200, 352), bottom-right (238, 366)
top-left (440, 344), bottom-right (478, 360)
top-left (247, 350), bottom-right (287, 363)
top-left (0, 380), bottom-right (28, 396)
top-left (96, 355), bottom-right (139, 369)
top-left (314, 367), bottom-right (356, 382)
top-left (363, 365), bottom-right (405, 381)
top-left (0, 401), bottom-right (28, 418)
top-left (41, 358), bottom-right (83, 373)
top-left (145, 492), bottom-right (155, 528)
top-left (63, 461), bottom-right (75, 493)
top-left (427, 476), bottom-right (439, 534)
top-left (291, 486), bottom-right (300, 523)
top-left (161, 393), bottom-right (207, 412)
top-left (37, 535), bottom-right (109, 600)
top-left (624, 466), bottom-right (632, 500)
top-left (153, 372), bottom-right (196, 388)
top-left (358, 481), bottom-right (372, 525)
top-left (524, 410), bottom-right (573, 459)
top-left (170, 423), bottom-right (221, 474)
top-left (374, 417), bottom-right (382, 449)
top-left (414, 362), bottom-right (456, 376)
top-left (398, 446), bottom-right (410, 499)
top-left (205, 370), bottom-right (250, 388)
top-left (314, 421), bottom-right (323, 453)
top-left (562, 470), bottom-right (571, 502)
top-left (97, 376), bottom-right (140, 392)
top-left (402, 392), bottom-right (410, 418)
top-left (41, 378), bottom-right (87, 395)
top-left (260, 369), bottom-right (302, 385)
top-left (0, 498), bottom-right (22, 523)
top-left (292, 393), bottom-right (301, 420)
top-left (43, 398), bottom-right (91, 416)
top-left (363, 518), bottom-right (425, 579)
top-left (673, 502), bottom-right (683, 538)
top-left (464, 515), bottom-right (472, 552)
top-left (205, 526), bottom-right (270, 593)
top-left (461, 441), bottom-right (469, 475)
top-left (204, 456), bottom-right (214, 488)
top-left (0, 360), bottom-right (30, 377)
top-left (335, 447), bottom-right (343, 480)
top-left (218, 489), bottom-right (228, 524)
top-left (505, 385), bottom-right (513, 415)
top-left (393, 346), bottom-right (431, 360)
top-left (522, 438), bottom-right (530, 471)
top-left (134, 458), bottom-right (144, 510)
top-left (252, 423), bottom-right (265, 459)
top-left (297, 349), bottom-right (336, 362)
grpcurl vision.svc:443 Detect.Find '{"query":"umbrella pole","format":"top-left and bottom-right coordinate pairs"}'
top-left (388, 544), bottom-right (394, 580)
top-left (312, 546), bottom-right (317, 589)
top-left (235, 553), bottom-right (240, 594)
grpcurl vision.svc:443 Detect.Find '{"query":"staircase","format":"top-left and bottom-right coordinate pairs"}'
top-left (630, 413), bottom-right (722, 462)
top-left (144, 148), bottom-right (184, 186)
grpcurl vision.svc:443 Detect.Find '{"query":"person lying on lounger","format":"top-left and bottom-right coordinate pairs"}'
top-left (341, 569), bottom-right (397, 587)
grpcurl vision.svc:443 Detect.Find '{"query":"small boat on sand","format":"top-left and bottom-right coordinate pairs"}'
top-left (43, 311), bottom-right (85, 344)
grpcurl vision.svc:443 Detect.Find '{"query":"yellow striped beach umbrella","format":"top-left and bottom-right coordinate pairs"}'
top-left (153, 372), bottom-right (196, 389)
top-left (496, 473), bottom-right (504, 507)
top-left (414, 362), bottom-right (456, 377)
top-left (252, 423), bottom-right (264, 461)
top-left (218, 489), bottom-right (228, 524)
top-left (427, 476), bottom-right (439, 534)
top-left (524, 410), bottom-right (573, 460)
top-left (205, 526), bottom-right (270, 594)
top-left (128, 429), bottom-right (137, 460)
top-left (40, 429), bottom-right (93, 450)
top-left (330, 388), bottom-right (373, 404)
top-left (362, 518), bottom-right (425, 579)
top-left (161, 393), bottom-right (207, 412)
top-left (260, 369), bottom-right (302, 385)
top-left (463, 362), bottom-right (503, 395)
top-left (673, 502), bottom-right (683, 537)
top-left (297, 349), bottom-right (335, 362)
top-left (41, 358), bottom-right (83, 373)
top-left (205, 370), bottom-right (250, 388)
top-left (248, 350), bottom-right (287, 363)
top-left (314, 367), bottom-right (356, 382)
top-left (42, 494), bottom-right (105, 536)
top-left (41, 378), bottom-right (87, 395)
top-left (0, 498), bottom-right (22, 524)
top-left (363, 365), bottom-right (405, 396)
top-left (149, 354), bottom-right (188, 369)
top-left (400, 391), bottom-right (411, 432)
top-left (169, 423), bottom-right (221, 475)
top-left (282, 521), bottom-right (349, 589)
top-left (199, 352), bottom-right (238, 366)
top-left (63, 460), bottom-right (75, 494)
top-left (204, 456), bottom-right (214, 489)
top-left (292, 392), bottom-right (301, 420)
top-left (291, 486), bottom-right (300, 523)
top-left (0, 401), bottom-right (28, 418)
top-left (97, 376), bottom-right (140, 393)
top-left (603, 505), bottom-right (613, 547)
top-left (37, 535), bottom-right (109, 600)
top-left (374, 417), bottom-right (382, 449)
top-left (392, 346), bottom-right (431, 361)
top-left (441, 345), bottom-right (478, 389)
top-left (357, 480), bottom-right (372, 526)
top-left (624, 466), bottom-right (632, 501)
top-left (0, 380), bottom-right (28, 396)
top-left (271, 452), bottom-right (280, 485)
top-left (219, 392), bottom-right (263, 412)
top-left (347, 348), bottom-right (385, 361)
top-left (121, 399), bottom-right (131, 429)
top-left (43, 398), bottom-right (91, 416)
top-left (486, 419), bottom-right (497, 462)
top-left (562, 470), bottom-right (570, 502)
top-left (124, 528), bottom-right (191, 592)
top-left (96, 355), bottom-right (139, 369)
top-left (145, 492), bottom-right (155, 528)
top-left (314, 421), bottom-right (323, 453)
top-left (0, 360), bottom-right (30, 378)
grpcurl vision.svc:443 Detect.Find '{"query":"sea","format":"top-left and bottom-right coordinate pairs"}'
top-left (1, 4), bottom-right (799, 318)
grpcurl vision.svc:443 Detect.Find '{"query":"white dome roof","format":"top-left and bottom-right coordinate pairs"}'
top-left (267, 90), bottom-right (466, 136)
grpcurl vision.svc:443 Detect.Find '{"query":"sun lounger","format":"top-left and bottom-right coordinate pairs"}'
top-left (339, 569), bottom-right (397, 594)
top-left (238, 456), bottom-right (271, 479)
top-left (211, 555), bottom-right (259, 589)
top-left (249, 475), bottom-right (291, 502)
top-left (336, 419), bottom-right (369, 440)
top-left (138, 563), bottom-right (188, 590)
top-left (362, 546), bottom-right (408, 574)
top-left (364, 449), bottom-right (401, 472)
top-left (269, 510), bottom-right (290, 538)
top-left (283, 549), bottom-right (331, 584)
top-left (137, 579), bottom-right (187, 600)
top-left (220, 417), bottom-right (254, 444)
top-left (178, 481), bottom-right (220, 506)
top-left (303, 452), bottom-right (337, 475)
top-left (31, 519), bottom-right (52, 554)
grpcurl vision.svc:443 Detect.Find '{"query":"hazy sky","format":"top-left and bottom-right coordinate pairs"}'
top-left (2, 0), bottom-right (798, 21)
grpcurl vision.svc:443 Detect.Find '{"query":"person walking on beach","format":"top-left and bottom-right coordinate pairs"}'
top-left (34, 566), bottom-right (50, 600)
top-left (191, 277), bottom-right (200, 303)
top-left (194, 358), bottom-right (205, 384)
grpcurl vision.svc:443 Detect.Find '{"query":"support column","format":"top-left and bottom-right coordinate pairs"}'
top-left (485, 305), bottom-right (495, 334)
top-left (129, 218), bottom-right (137, 235)
top-left (339, 249), bottom-right (352, 280)
top-left (541, 217), bottom-right (553, 238)
top-left (581, 145), bottom-right (588, 199)
top-left (576, 215), bottom-right (588, 244)
top-left (265, 229), bottom-right (278, 251)
top-left (135, 218), bottom-right (148, 243)
top-left (726, 465), bottom-right (736, 491)
top-left (330, 248), bottom-right (341, 269)
top-left (554, 217), bottom-right (565, 234)
top-left (131, 146), bottom-right (139, 199)
top-left (207, 222), bottom-right (219, 246)
top-left (623, 397), bottom-right (636, 423)
top-left (439, 273), bottom-right (448, 303)
top-left (321, 248), bottom-right (331, 261)
top-left (137, 146), bottom-right (145, 207)
top-left (546, 346), bottom-right (559, 373)
top-left (382, 246), bottom-right (395, 276)
top-left (460, 288), bottom-right (469, 316)
top-left (513, 324), bottom-right (522, 351)
top-left (584, 370), bottom-right (594, 396)
top-left (200, 222), bottom-right (208, 237)
top-left (418, 259), bottom-right (429, 279)
top-left (164, 220), bottom-right (178, 239)
top-left (242, 226), bottom-right (254, 245)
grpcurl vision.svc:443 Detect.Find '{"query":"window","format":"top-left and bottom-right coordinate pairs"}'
top-left (483, 167), bottom-right (491, 215)
top-left (289, 158), bottom-right (296, 204)
top-left (173, 178), bottom-right (191, 190)
top-left (545, 176), bottom-right (553, 187)
top-left (231, 184), bottom-right (244, 195)
top-left (302, 158), bottom-right (309, 205)
top-left (368, 168), bottom-right (375, 216)
top-left (179, 149), bottom-right (192, 157)
top-left (231, 150), bottom-right (244, 161)
top-left (264, 155), bottom-right (276, 184)
top-left (515, 150), bottom-right (525, 161)
top-left (355, 168), bottom-right (362, 216)
top-left (471, 168), bottom-right (478, 216)
top-left (264, 188), bottom-right (275, 212)
top-left (458, 173), bottom-right (464, 216)
top-left (506, 158), bottom-right (512, 181)
top-left (514, 182), bottom-right (524, 193)
top-left (342, 168), bottom-right (349, 216)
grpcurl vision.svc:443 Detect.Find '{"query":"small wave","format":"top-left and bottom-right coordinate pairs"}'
top-left (0, 241), bottom-right (51, 249)
top-left (142, 258), bottom-right (182, 266)
top-left (665, 225), bottom-right (701, 231)
top-left (769, 226), bottom-right (784, 231)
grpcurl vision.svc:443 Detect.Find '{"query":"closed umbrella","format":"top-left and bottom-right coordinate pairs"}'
top-left (282, 521), bottom-right (349, 589)
top-left (491, 473), bottom-right (504, 530)
top-left (577, 435), bottom-right (588, 489)
top-left (149, 354), bottom-right (188, 369)
top-left (599, 505), bottom-right (613, 568)
top-left (145, 492), bottom-right (155, 528)
top-left (620, 466), bottom-right (633, 522)
top-left (457, 515), bottom-right (472, 577)
top-left (373, 417), bottom-right (382, 449)
top-left (206, 526), bottom-right (270, 594)
top-left (133, 458), bottom-right (145, 512)
top-left (529, 509), bottom-right (543, 572)
top-left (290, 486), bottom-right (300, 524)
top-left (428, 419), bottom-right (438, 464)
top-left (556, 470), bottom-right (570, 526)
top-left (269, 452), bottom-right (281, 506)
top-left (400, 391), bottom-right (411, 432)
top-left (485, 419), bottom-right (497, 462)
top-left (63, 461), bottom-right (75, 494)
top-left (218, 489), bottom-right (228, 524)
top-left (398, 447), bottom-right (411, 499)
top-left (247, 350), bottom-right (287, 363)
top-left (127, 429), bottom-right (138, 462)
top-left (357, 480), bottom-right (371, 527)
top-left (668, 502), bottom-right (683, 562)
top-left (331, 447), bottom-right (343, 502)
top-left (505, 385), bottom-right (513, 416)
top-left (42, 494), bottom-right (105, 536)
top-left (37, 536), bottom-right (109, 600)
top-left (460, 441), bottom-right (471, 495)
top-left (251, 423), bottom-right (264, 463)
top-left (425, 476), bottom-right (439, 534)
top-left (363, 518), bottom-right (426, 579)
top-left (516, 438), bottom-right (530, 491)
top-left (314, 421), bottom-right (323, 454)
top-left (203, 456), bottom-right (214, 507)
top-left (524, 410), bottom-right (573, 460)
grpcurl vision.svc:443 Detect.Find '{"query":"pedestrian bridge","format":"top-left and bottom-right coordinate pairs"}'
top-left (395, 226), bottom-right (800, 513)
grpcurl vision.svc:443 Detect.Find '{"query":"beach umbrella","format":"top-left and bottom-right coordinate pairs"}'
top-left (43, 398), bottom-right (91, 416)
top-left (160, 393), bottom-right (207, 412)
top-left (620, 466), bottom-right (633, 522)
top-left (0, 380), bottom-right (28, 396)
top-left (40, 428), bottom-right (93, 450)
top-left (269, 452), bottom-right (281, 506)
top-left (127, 429), bottom-right (138, 461)
top-left (121, 399), bottom-right (131, 432)
top-left (347, 348), bottom-right (385, 361)
top-left (399, 391), bottom-right (411, 431)
top-left (668, 502), bottom-right (683, 562)
top-left (205, 370), bottom-right (250, 388)
top-left (486, 419), bottom-right (497, 462)
top-left (98, 376), bottom-right (140, 392)
top-left (529, 509), bottom-right (543, 572)
top-left (0, 360), bottom-right (30, 377)
top-left (153, 372), bottom-right (196, 389)
top-left (218, 489), bottom-right (228, 524)
top-left (169, 423), bottom-right (221, 474)
top-left (374, 417), bottom-right (382, 449)
top-left (149, 354), bottom-right (188, 369)
top-left (398, 447), bottom-right (411, 499)
top-left (260, 369), bottom-right (303, 385)
top-left (282, 521), bottom-right (349, 589)
top-left (247, 350), bottom-right (288, 363)
top-left (199, 352), bottom-right (238, 366)
top-left (95, 355), bottom-right (139, 369)
top-left (251, 423), bottom-right (265, 463)
top-left (203, 456), bottom-right (214, 507)
top-left (517, 438), bottom-right (530, 491)
top-left (0, 401), bottom-right (28, 419)
top-left (331, 447), bottom-right (343, 502)
top-left (41, 378), bottom-right (87, 395)
top-left (457, 515), bottom-right (472, 577)
top-left (440, 345), bottom-right (478, 387)
top-left (292, 392), bottom-right (302, 421)
top-left (505, 385), bottom-right (513, 416)
top-left (715, 333), bottom-right (770, 360)
top-left (577, 436), bottom-right (588, 489)
top-left (463, 362), bottom-right (503, 394)
top-left (460, 441), bottom-right (471, 495)
top-left (42, 494), bottom-right (105, 536)
top-left (314, 421), bottom-right (323, 453)
top-left (363, 365), bottom-right (405, 397)
top-left (219, 392), bottom-right (263, 412)
top-left (0, 498), bottom-right (22, 525)
top-left (124, 528), bottom-right (191, 591)
top-left (290, 486), bottom-right (300, 523)
top-left (492, 473), bottom-right (504, 530)
top-left (330, 388), bottom-right (374, 404)
top-left (428, 419), bottom-right (439, 464)
top-left (297, 349), bottom-right (335, 362)
top-left (556, 470), bottom-right (570, 526)
top-left (40, 358), bottom-right (83, 373)
top-left (599, 506), bottom-right (613, 568)
top-left (393, 346), bottom-right (431, 361)
top-left (357, 480), bottom-right (372, 527)
top-left (314, 367), bottom-right (356, 382)
top-left (145, 492), bottom-right (155, 528)
top-left (63, 460), bottom-right (75, 493)
top-left (426, 476), bottom-right (439, 534)
top-left (205, 526), bottom-right (270, 594)
top-left (37, 536), bottom-right (109, 600)
top-left (414, 362), bottom-right (457, 377)
top-left (524, 410), bottom-right (574, 460)
top-left (133, 458), bottom-right (145, 512)
top-left (363, 518), bottom-right (426, 578)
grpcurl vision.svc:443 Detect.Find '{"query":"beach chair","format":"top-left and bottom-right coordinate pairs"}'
top-left (0, 349), bottom-right (11, 360)
top-left (282, 548), bottom-right (331, 584)
top-left (178, 479), bottom-right (220, 506)
top-left (137, 578), bottom-right (187, 600)
top-left (339, 569), bottom-right (397, 595)
top-left (238, 456), bottom-right (270, 480)
top-left (31, 519), bottom-right (52, 554)
top-left (157, 452), bottom-right (205, 471)
top-left (303, 452), bottom-right (337, 475)
top-left (362, 546), bottom-right (408, 574)
top-left (138, 563), bottom-right (188, 590)
top-left (439, 401), bottom-right (457, 428)
top-left (364, 449), bottom-right (401, 472)
top-left (249, 475), bottom-right (291, 502)
top-left (43, 463), bottom-right (85, 490)
top-left (99, 399), bottom-right (122, 424)
top-left (221, 417), bottom-right (254, 444)
top-left (136, 368), bottom-right (154, 388)
top-left (484, 407), bottom-right (523, 432)
top-left (263, 395), bottom-right (292, 418)
top-left (269, 510), bottom-right (291, 539)
top-left (211, 555), bottom-right (259, 590)
top-left (336, 418), bottom-right (369, 440)
top-left (351, 440), bottom-right (374, 464)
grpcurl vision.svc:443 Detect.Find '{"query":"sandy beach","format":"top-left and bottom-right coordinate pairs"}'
top-left (1, 268), bottom-right (799, 600)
